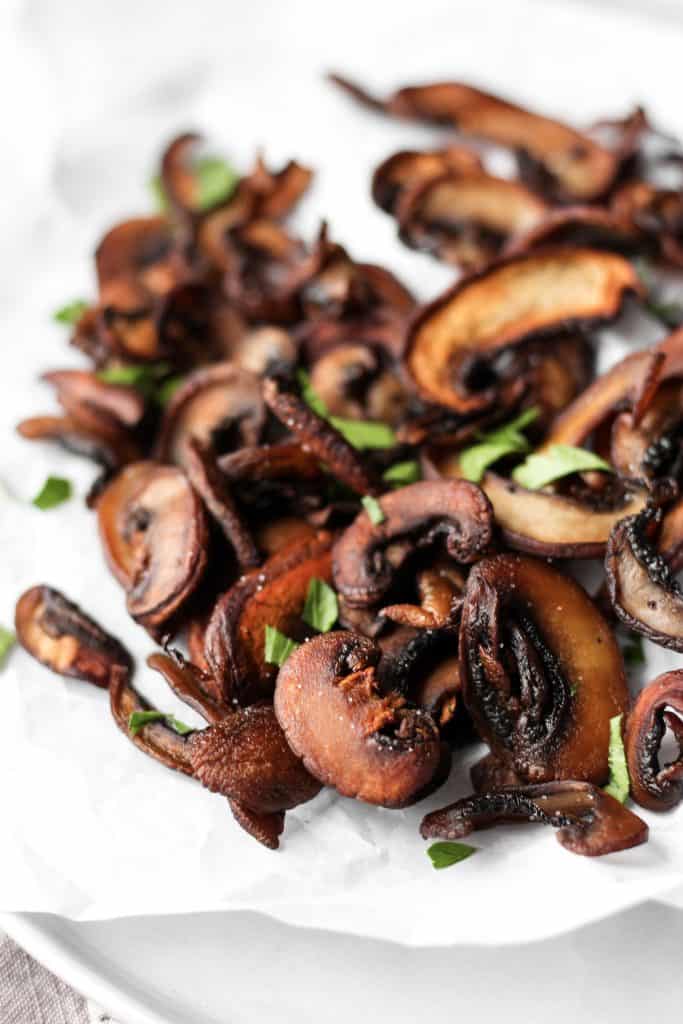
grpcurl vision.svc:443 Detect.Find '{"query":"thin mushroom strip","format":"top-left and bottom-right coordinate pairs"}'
top-left (420, 782), bottom-right (648, 856)
top-left (625, 671), bottom-right (683, 811)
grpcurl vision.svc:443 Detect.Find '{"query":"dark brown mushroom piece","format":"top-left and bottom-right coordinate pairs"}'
top-left (376, 626), bottom-right (461, 729)
top-left (504, 205), bottom-right (639, 258)
top-left (405, 248), bottom-right (641, 415)
top-left (15, 585), bottom-right (132, 688)
top-left (333, 480), bottom-right (493, 607)
top-left (95, 216), bottom-right (177, 293)
top-left (371, 145), bottom-right (483, 213)
top-left (380, 564), bottom-right (465, 629)
top-left (460, 554), bottom-right (629, 783)
top-left (274, 631), bottom-right (446, 806)
top-left (625, 670), bottom-right (683, 811)
top-left (17, 414), bottom-right (140, 475)
top-left (420, 781), bottom-right (648, 856)
top-left (42, 370), bottom-right (147, 433)
top-left (605, 504), bottom-right (683, 651)
top-left (611, 182), bottom-right (683, 267)
top-left (96, 461), bottom-right (208, 630)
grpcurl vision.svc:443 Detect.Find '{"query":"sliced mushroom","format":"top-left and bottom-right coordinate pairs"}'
top-left (504, 205), bottom-right (638, 257)
top-left (605, 505), bottom-right (683, 650)
top-left (17, 414), bottom-right (139, 471)
top-left (625, 670), bottom-right (683, 811)
top-left (94, 217), bottom-right (176, 292)
top-left (405, 249), bottom-right (641, 415)
top-left (96, 461), bottom-right (208, 629)
top-left (420, 782), bottom-right (648, 856)
top-left (611, 181), bottom-right (683, 266)
top-left (109, 663), bottom-right (194, 774)
top-left (333, 480), bottom-right (493, 607)
top-left (42, 370), bottom-right (147, 432)
top-left (460, 554), bottom-right (629, 783)
top-left (371, 145), bottom-right (483, 213)
top-left (274, 631), bottom-right (445, 806)
top-left (230, 326), bottom-right (297, 375)
top-left (380, 565), bottom-right (464, 628)
top-left (15, 585), bottom-right (132, 688)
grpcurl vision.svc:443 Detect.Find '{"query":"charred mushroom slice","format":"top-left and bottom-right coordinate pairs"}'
top-left (97, 461), bottom-right (208, 629)
top-left (460, 554), bottom-right (629, 783)
top-left (625, 671), bottom-right (683, 811)
top-left (333, 480), bottom-right (493, 607)
top-left (15, 585), bottom-right (132, 688)
top-left (420, 781), bottom-right (648, 856)
top-left (606, 505), bottom-right (683, 651)
top-left (274, 631), bottom-right (445, 806)
top-left (405, 249), bottom-right (641, 415)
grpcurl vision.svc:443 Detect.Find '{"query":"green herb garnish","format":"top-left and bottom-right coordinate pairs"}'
top-left (297, 370), bottom-right (396, 450)
top-left (302, 578), bottom-right (339, 634)
top-left (604, 713), bottom-right (630, 804)
top-left (150, 156), bottom-right (239, 213)
top-left (98, 362), bottom-right (183, 406)
top-left (32, 476), bottom-right (72, 510)
top-left (427, 841), bottom-right (478, 870)
top-left (264, 625), bottom-right (300, 667)
top-left (53, 300), bottom-right (88, 326)
top-left (361, 495), bottom-right (385, 525)
top-left (128, 710), bottom-right (193, 737)
top-left (512, 445), bottom-right (613, 490)
top-left (0, 627), bottom-right (16, 669)
top-left (382, 460), bottom-right (422, 487)
top-left (621, 633), bottom-right (646, 666)
top-left (460, 408), bottom-right (539, 483)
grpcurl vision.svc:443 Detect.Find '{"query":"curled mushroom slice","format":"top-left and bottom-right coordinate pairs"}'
top-left (262, 374), bottom-right (377, 496)
top-left (155, 362), bottom-right (265, 468)
top-left (205, 532), bottom-right (333, 703)
top-left (96, 461), bottom-right (208, 629)
top-left (405, 249), bottom-right (641, 415)
top-left (274, 631), bottom-right (445, 806)
top-left (381, 565), bottom-right (464, 629)
top-left (420, 782), bottom-right (648, 857)
top-left (15, 585), bottom-right (132, 688)
top-left (396, 173), bottom-right (548, 270)
top-left (17, 414), bottom-right (139, 472)
top-left (625, 671), bottom-right (683, 811)
top-left (330, 74), bottom-right (623, 201)
top-left (371, 146), bottom-right (483, 213)
top-left (333, 480), bottom-right (493, 607)
top-left (504, 205), bottom-right (638, 258)
top-left (109, 664), bottom-right (194, 774)
top-left (460, 554), bottom-right (629, 783)
top-left (42, 370), bottom-right (146, 433)
top-left (94, 216), bottom-right (176, 292)
top-left (605, 505), bottom-right (683, 651)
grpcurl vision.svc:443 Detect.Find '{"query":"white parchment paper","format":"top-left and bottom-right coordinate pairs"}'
top-left (1, 0), bottom-right (683, 945)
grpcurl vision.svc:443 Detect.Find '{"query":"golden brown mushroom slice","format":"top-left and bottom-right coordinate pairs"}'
top-left (274, 631), bottom-right (445, 807)
top-left (625, 670), bottom-right (683, 812)
top-left (371, 145), bottom-right (483, 213)
top-left (329, 74), bottom-right (623, 201)
top-left (15, 585), bottom-right (132, 688)
top-left (460, 553), bottom-right (629, 784)
top-left (405, 248), bottom-right (641, 415)
top-left (420, 781), bottom-right (648, 857)
top-left (396, 172), bottom-right (548, 270)
top-left (96, 461), bottom-right (208, 630)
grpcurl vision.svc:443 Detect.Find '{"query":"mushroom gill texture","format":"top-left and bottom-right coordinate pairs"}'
top-left (15, 585), bottom-right (132, 688)
top-left (605, 505), bottom-right (683, 651)
top-left (420, 782), bottom-right (648, 856)
top-left (333, 480), bottom-right (493, 608)
top-left (274, 631), bottom-right (445, 806)
top-left (459, 554), bottom-right (629, 784)
top-left (625, 671), bottom-right (683, 812)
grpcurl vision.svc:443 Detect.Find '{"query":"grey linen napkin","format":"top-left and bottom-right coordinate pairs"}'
top-left (0, 934), bottom-right (120, 1024)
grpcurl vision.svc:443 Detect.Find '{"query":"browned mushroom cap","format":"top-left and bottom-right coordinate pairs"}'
top-left (262, 374), bottom-right (378, 496)
top-left (205, 532), bottom-right (333, 704)
top-left (96, 461), bottom-right (208, 629)
top-left (309, 344), bottom-right (379, 420)
top-left (504, 205), bottom-right (639, 258)
top-left (625, 670), bottom-right (683, 811)
top-left (605, 505), bottom-right (683, 651)
top-left (329, 74), bottom-right (622, 201)
top-left (405, 249), bottom-right (641, 415)
top-left (15, 585), bottom-right (132, 688)
top-left (274, 631), bottom-right (444, 806)
top-left (396, 173), bottom-right (548, 270)
top-left (460, 554), bottom-right (629, 783)
top-left (95, 217), bottom-right (176, 292)
top-left (372, 146), bottom-right (483, 213)
top-left (42, 370), bottom-right (147, 432)
top-left (420, 781), bottom-right (648, 856)
top-left (333, 480), bottom-right (493, 607)
top-left (155, 362), bottom-right (265, 467)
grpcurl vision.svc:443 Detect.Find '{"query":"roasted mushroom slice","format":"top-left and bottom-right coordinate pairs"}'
top-left (611, 182), bottom-right (683, 266)
top-left (606, 505), bottom-right (683, 651)
top-left (17, 414), bottom-right (139, 473)
top-left (405, 249), bottom-right (641, 415)
top-left (504, 205), bottom-right (638, 258)
top-left (15, 585), bottom-right (132, 688)
top-left (460, 554), bottom-right (629, 783)
top-left (330, 74), bottom-right (625, 201)
top-left (42, 370), bottom-right (147, 433)
top-left (625, 670), bottom-right (683, 811)
top-left (372, 145), bottom-right (483, 213)
top-left (274, 631), bottom-right (445, 806)
top-left (94, 216), bottom-right (177, 292)
top-left (97, 461), bottom-right (208, 629)
top-left (155, 362), bottom-right (265, 467)
top-left (420, 782), bottom-right (648, 856)
top-left (333, 480), bottom-right (493, 607)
